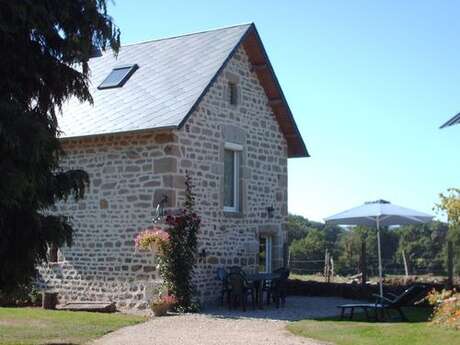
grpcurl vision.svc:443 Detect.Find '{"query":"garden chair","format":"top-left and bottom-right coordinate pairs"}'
top-left (228, 266), bottom-right (256, 290)
top-left (216, 267), bottom-right (231, 306)
top-left (268, 268), bottom-right (290, 308)
top-left (338, 285), bottom-right (428, 321)
top-left (227, 272), bottom-right (255, 311)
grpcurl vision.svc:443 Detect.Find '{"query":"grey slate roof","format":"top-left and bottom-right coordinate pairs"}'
top-left (59, 24), bottom-right (252, 138)
top-left (440, 113), bottom-right (460, 128)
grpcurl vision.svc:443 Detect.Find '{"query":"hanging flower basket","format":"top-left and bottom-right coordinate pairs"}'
top-left (134, 228), bottom-right (170, 253)
top-left (151, 294), bottom-right (177, 317)
top-left (151, 302), bottom-right (169, 316)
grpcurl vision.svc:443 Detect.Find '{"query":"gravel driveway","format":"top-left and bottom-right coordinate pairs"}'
top-left (91, 296), bottom-right (360, 345)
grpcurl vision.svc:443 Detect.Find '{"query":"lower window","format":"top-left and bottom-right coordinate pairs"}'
top-left (258, 235), bottom-right (273, 273)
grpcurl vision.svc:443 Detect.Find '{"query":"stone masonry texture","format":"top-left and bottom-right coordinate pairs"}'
top-left (38, 45), bottom-right (289, 310)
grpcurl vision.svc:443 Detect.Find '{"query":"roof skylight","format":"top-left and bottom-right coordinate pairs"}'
top-left (98, 64), bottom-right (138, 89)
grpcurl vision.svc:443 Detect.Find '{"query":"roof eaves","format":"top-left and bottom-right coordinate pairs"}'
top-left (247, 26), bottom-right (309, 158)
top-left (440, 113), bottom-right (460, 129)
top-left (59, 125), bottom-right (177, 142)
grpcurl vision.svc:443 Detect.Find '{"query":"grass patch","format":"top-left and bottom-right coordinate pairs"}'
top-left (0, 307), bottom-right (145, 345)
top-left (287, 307), bottom-right (458, 345)
top-left (289, 274), bottom-right (349, 283)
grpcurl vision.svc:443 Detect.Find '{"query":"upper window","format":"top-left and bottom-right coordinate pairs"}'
top-left (224, 143), bottom-right (242, 212)
top-left (228, 82), bottom-right (238, 105)
top-left (98, 64), bottom-right (138, 89)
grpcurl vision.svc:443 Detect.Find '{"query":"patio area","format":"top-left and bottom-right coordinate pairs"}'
top-left (204, 295), bottom-right (361, 321)
top-left (92, 296), bottom-right (361, 345)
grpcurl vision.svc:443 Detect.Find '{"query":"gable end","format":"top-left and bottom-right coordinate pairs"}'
top-left (178, 23), bottom-right (309, 158)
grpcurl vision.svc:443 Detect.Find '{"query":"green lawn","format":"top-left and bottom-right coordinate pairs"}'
top-left (289, 273), bottom-right (349, 283)
top-left (0, 307), bottom-right (145, 345)
top-left (287, 307), bottom-right (458, 345)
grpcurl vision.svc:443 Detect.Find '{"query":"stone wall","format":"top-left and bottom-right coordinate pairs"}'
top-left (37, 131), bottom-right (182, 310)
top-left (175, 45), bottom-right (288, 302)
top-left (38, 44), bottom-right (288, 309)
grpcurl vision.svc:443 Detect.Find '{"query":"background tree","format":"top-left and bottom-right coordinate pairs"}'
top-left (0, 0), bottom-right (120, 293)
top-left (287, 214), bottom-right (320, 245)
top-left (286, 213), bottom-right (342, 246)
top-left (335, 226), bottom-right (367, 275)
top-left (335, 226), bottom-right (399, 276)
top-left (395, 222), bottom-right (448, 274)
top-left (435, 188), bottom-right (460, 271)
top-left (290, 228), bottom-right (327, 262)
top-left (287, 213), bottom-right (451, 278)
top-left (288, 215), bottom-right (343, 274)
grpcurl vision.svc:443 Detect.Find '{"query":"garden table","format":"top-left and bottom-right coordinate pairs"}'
top-left (245, 272), bottom-right (281, 308)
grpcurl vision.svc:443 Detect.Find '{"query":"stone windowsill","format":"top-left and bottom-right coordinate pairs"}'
top-left (223, 210), bottom-right (243, 218)
top-left (48, 261), bottom-right (63, 268)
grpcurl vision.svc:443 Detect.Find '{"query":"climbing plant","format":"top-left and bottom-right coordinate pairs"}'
top-left (135, 173), bottom-right (200, 312)
top-left (162, 173), bottom-right (200, 311)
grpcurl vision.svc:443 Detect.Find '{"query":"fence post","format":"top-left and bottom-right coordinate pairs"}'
top-left (447, 241), bottom-right (454, 290)
top-left (359, 240), bottom-right (367, 287)
top-left (330, 256), bottom-right (335, 280)
top-left (324, 249), bottom-right (331, 283)
top-left (402, 249), bottom-right (409, 282)
top-left (287, 248), bottom-right (291, 268)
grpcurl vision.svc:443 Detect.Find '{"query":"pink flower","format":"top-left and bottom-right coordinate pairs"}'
top-left (165, 215), bottom-right (174, 226)
top-left (152, 229), bottom-right (170, 241)
top-left (161, 294), bottom-right (177, 305)
top-left (134, 227), bottom-right (170, 251)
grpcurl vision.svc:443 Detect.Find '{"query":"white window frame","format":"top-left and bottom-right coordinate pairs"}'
top-left (228, 81), bottom-right (238, 105)
top-left (259, 235), bottom-right (273, 273)
top-left (223, 142), bottom-right (243, 213)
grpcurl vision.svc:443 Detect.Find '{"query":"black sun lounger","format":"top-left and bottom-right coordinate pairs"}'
top-left (337, 285), bottom-right (428, 321)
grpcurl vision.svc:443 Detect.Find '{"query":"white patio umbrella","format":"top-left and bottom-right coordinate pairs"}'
top-left (325, 200), bottom-right (433, 297)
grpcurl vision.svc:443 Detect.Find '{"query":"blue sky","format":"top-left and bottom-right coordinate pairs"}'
top-left (108, 1), bottom-right (459, 222)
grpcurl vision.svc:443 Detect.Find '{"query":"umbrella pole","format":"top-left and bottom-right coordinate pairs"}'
top-left (376, 217), bottom-right (383, 298)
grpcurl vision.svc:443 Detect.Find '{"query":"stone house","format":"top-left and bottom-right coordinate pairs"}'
top-left (38, 23), bottom-right (309, 310)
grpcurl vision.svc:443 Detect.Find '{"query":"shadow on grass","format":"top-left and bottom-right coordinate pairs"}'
top-left (311, 307), bottom-right (432, 324)
top-left (201, 296), bottom-right (432, 324)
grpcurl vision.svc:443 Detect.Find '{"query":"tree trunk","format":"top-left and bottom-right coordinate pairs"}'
top-left (324, 249), bottom-right (330, 283)
top-left (42, 292), bottom-right (58, 310)
top-left (359, 240), bottom-right (367, 287)
top-left (447, 241), bottom-right (454, 290)
top-left (402, 249), bottom-right (409, 281)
